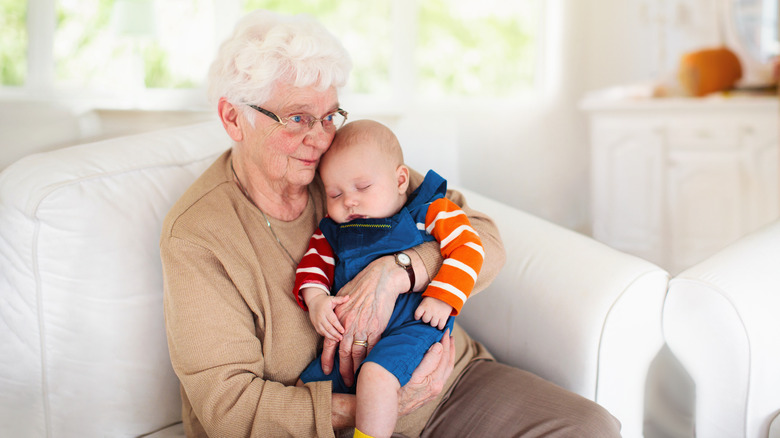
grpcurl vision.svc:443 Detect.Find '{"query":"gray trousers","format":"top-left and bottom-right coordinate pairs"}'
top-left (418, 360), bottom-right (622, 437)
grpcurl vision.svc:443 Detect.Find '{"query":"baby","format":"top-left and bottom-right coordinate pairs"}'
top-left (293, 119), bottom-right (484, 438)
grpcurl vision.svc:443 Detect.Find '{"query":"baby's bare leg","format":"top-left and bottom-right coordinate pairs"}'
top-left (355, 362), bottom-right (401, 438)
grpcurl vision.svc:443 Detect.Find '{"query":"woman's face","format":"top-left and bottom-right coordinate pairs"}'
top-left (242, 82), bottom-right (340, 190)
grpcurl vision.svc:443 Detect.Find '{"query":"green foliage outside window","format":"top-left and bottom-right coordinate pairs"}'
top-left (55, 0), bottom-right (191, 89)
top-left (244, 0), bottom-right (537, 98)
top-left (0, 0), bottom-right (27, 86)
top-left (418, 0), bottom-right (537, 97)
top-left (54, 0), bottom-right (114, 88)
top-left (143, 43), bottom-right (196, 89)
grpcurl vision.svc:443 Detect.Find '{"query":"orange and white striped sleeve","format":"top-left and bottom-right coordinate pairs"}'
top-left (423, 197), bottom-right (484, 315)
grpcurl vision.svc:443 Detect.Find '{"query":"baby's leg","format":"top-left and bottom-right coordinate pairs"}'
top-left (355, 361), bottom-right (401, 438)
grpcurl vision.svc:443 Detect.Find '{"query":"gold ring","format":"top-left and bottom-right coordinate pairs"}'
top-left (353, 340), bottom-right (368, 347)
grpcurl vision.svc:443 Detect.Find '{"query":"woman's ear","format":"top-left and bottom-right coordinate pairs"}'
top-left (397, 165), bottom-right (410, 194)
top-left (218, 97), bottom-right (244, 142)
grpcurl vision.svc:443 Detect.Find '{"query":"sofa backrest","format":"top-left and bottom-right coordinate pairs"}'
top-left (0, 121), bottom-right (229, 437)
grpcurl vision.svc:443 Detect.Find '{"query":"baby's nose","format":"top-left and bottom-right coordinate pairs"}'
top-left (344, 193), bottom-right (358, 207)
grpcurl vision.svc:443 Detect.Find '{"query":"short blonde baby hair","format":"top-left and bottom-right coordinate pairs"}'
top-left (329, 120), bottom-right (404, 166)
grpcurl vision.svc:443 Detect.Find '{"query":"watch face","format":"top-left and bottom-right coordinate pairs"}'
top-left (397, 253), bottom-right (411, 266)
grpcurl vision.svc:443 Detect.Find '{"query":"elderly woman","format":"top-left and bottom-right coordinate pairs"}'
top-left (160, 9), bottom-right (621, 438)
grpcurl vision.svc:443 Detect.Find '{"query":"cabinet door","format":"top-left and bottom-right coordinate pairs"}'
top-left (666, 148), bottom-right (746, 273)
top-left (666, 119), bottom-right (780, 273)
top-left (741, 122), bottom-right (780, 230)
top-left (591, 123), bottom-right (665, 265)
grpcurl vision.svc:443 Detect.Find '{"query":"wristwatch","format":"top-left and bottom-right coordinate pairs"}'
top-left (394, 252), bottom-right (415, 293)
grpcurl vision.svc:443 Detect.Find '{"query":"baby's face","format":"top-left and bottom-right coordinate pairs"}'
top-left (319, 140), bottom-right (407, 224)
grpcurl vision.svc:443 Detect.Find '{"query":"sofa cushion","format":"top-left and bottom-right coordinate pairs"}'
top-left (0, 121), bottom-right (228, 437)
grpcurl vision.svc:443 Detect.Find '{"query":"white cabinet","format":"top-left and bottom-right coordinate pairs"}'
top-left (583, 95), bottom-right (779, 274)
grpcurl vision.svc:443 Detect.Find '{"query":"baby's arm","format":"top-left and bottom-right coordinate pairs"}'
top-left (302, 287), bottom-right (349, 341)
top-left (414, 296), bottom-right (453, 330)
top-left (292, 227), bottom-right (336, 309)
top-left (423, 197), bottom-right (485, 314)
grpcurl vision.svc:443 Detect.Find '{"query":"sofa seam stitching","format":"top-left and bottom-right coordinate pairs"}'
top-left (594, 268), bottom-right (670, 405)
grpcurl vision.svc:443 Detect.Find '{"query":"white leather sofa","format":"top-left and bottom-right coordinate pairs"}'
top-left (0, 121), bottom-right (669, 437)
top-left (663, 220), bottom-right (780, 438)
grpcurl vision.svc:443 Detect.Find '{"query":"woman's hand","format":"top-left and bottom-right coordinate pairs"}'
top-left (321, 255), bottom-right (409, 387)
top-left (398, 330), bottom-right (456, 416)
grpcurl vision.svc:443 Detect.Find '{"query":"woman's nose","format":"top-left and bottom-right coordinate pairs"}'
top-left (304, 124), bottom-right (334, 150)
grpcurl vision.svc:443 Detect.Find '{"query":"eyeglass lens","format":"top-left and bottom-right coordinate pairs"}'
top-left (249, 104), bottom-right (347, 133)
top-left (290, 111), bottom-right (346, 131)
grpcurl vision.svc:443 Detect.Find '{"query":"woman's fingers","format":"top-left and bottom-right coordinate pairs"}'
top-left (396, 329), bottom-right (455, 416)
top-left (440, 329), bottom-right (455, 381)
top-left (321, 338), bottom-right (338, 374)
top-left (338, 337), bottom-right (357, 386)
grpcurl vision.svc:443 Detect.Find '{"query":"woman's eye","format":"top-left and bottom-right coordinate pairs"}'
top-left (289, 115), bottom-right (304, 123)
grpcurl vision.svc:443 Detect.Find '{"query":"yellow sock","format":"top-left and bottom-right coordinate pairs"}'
top-left (354, 427), bottom-right (374, 438)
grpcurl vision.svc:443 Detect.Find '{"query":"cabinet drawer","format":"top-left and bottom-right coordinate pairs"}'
top-left (666, 123), bottom-right (740, 149)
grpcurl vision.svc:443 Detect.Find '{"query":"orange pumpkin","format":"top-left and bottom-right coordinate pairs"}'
top-left (678, 47), bottom-right (743, 97)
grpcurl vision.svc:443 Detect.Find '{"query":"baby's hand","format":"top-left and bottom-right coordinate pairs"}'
top-left (414, 296), bottom-right (453, 330)
top-left (304, 289), bottom-right (349, 341)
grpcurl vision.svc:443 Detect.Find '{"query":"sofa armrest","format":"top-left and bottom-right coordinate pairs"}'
top-left (456, 188), bottom-right (669, 438)
top-left (663, 220), bottom-right (780, 438)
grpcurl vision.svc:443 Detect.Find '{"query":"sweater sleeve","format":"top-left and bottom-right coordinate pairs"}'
top-left (292, 227), bottom-right (336, 309)
top-left (422, 198), bottom-right (484, 315)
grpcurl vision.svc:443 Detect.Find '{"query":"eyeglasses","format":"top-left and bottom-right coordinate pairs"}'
top-left (248, 104), bottom-right (348, 134)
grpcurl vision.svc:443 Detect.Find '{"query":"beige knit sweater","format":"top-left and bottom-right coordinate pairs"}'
top-left (160, 150), bottom-right (505, 437)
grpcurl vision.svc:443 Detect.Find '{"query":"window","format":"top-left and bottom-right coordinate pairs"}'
top-left (416, 0), bottom-right (539, 98)
top-left (0, 0), bottom-right (26, 86)
top-left (54, 0), bottom-right (214, 90)
top-left (1, 0), bottom-right (541, 108)
top-left (245, 0), bottom-right (540, 100)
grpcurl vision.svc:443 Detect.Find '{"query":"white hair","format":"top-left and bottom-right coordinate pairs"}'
top-left (207, 10), bottom-right (352, 112)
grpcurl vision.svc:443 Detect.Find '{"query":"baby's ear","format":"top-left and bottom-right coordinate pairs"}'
top-left (397, 165), bottom-right (410, 194)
